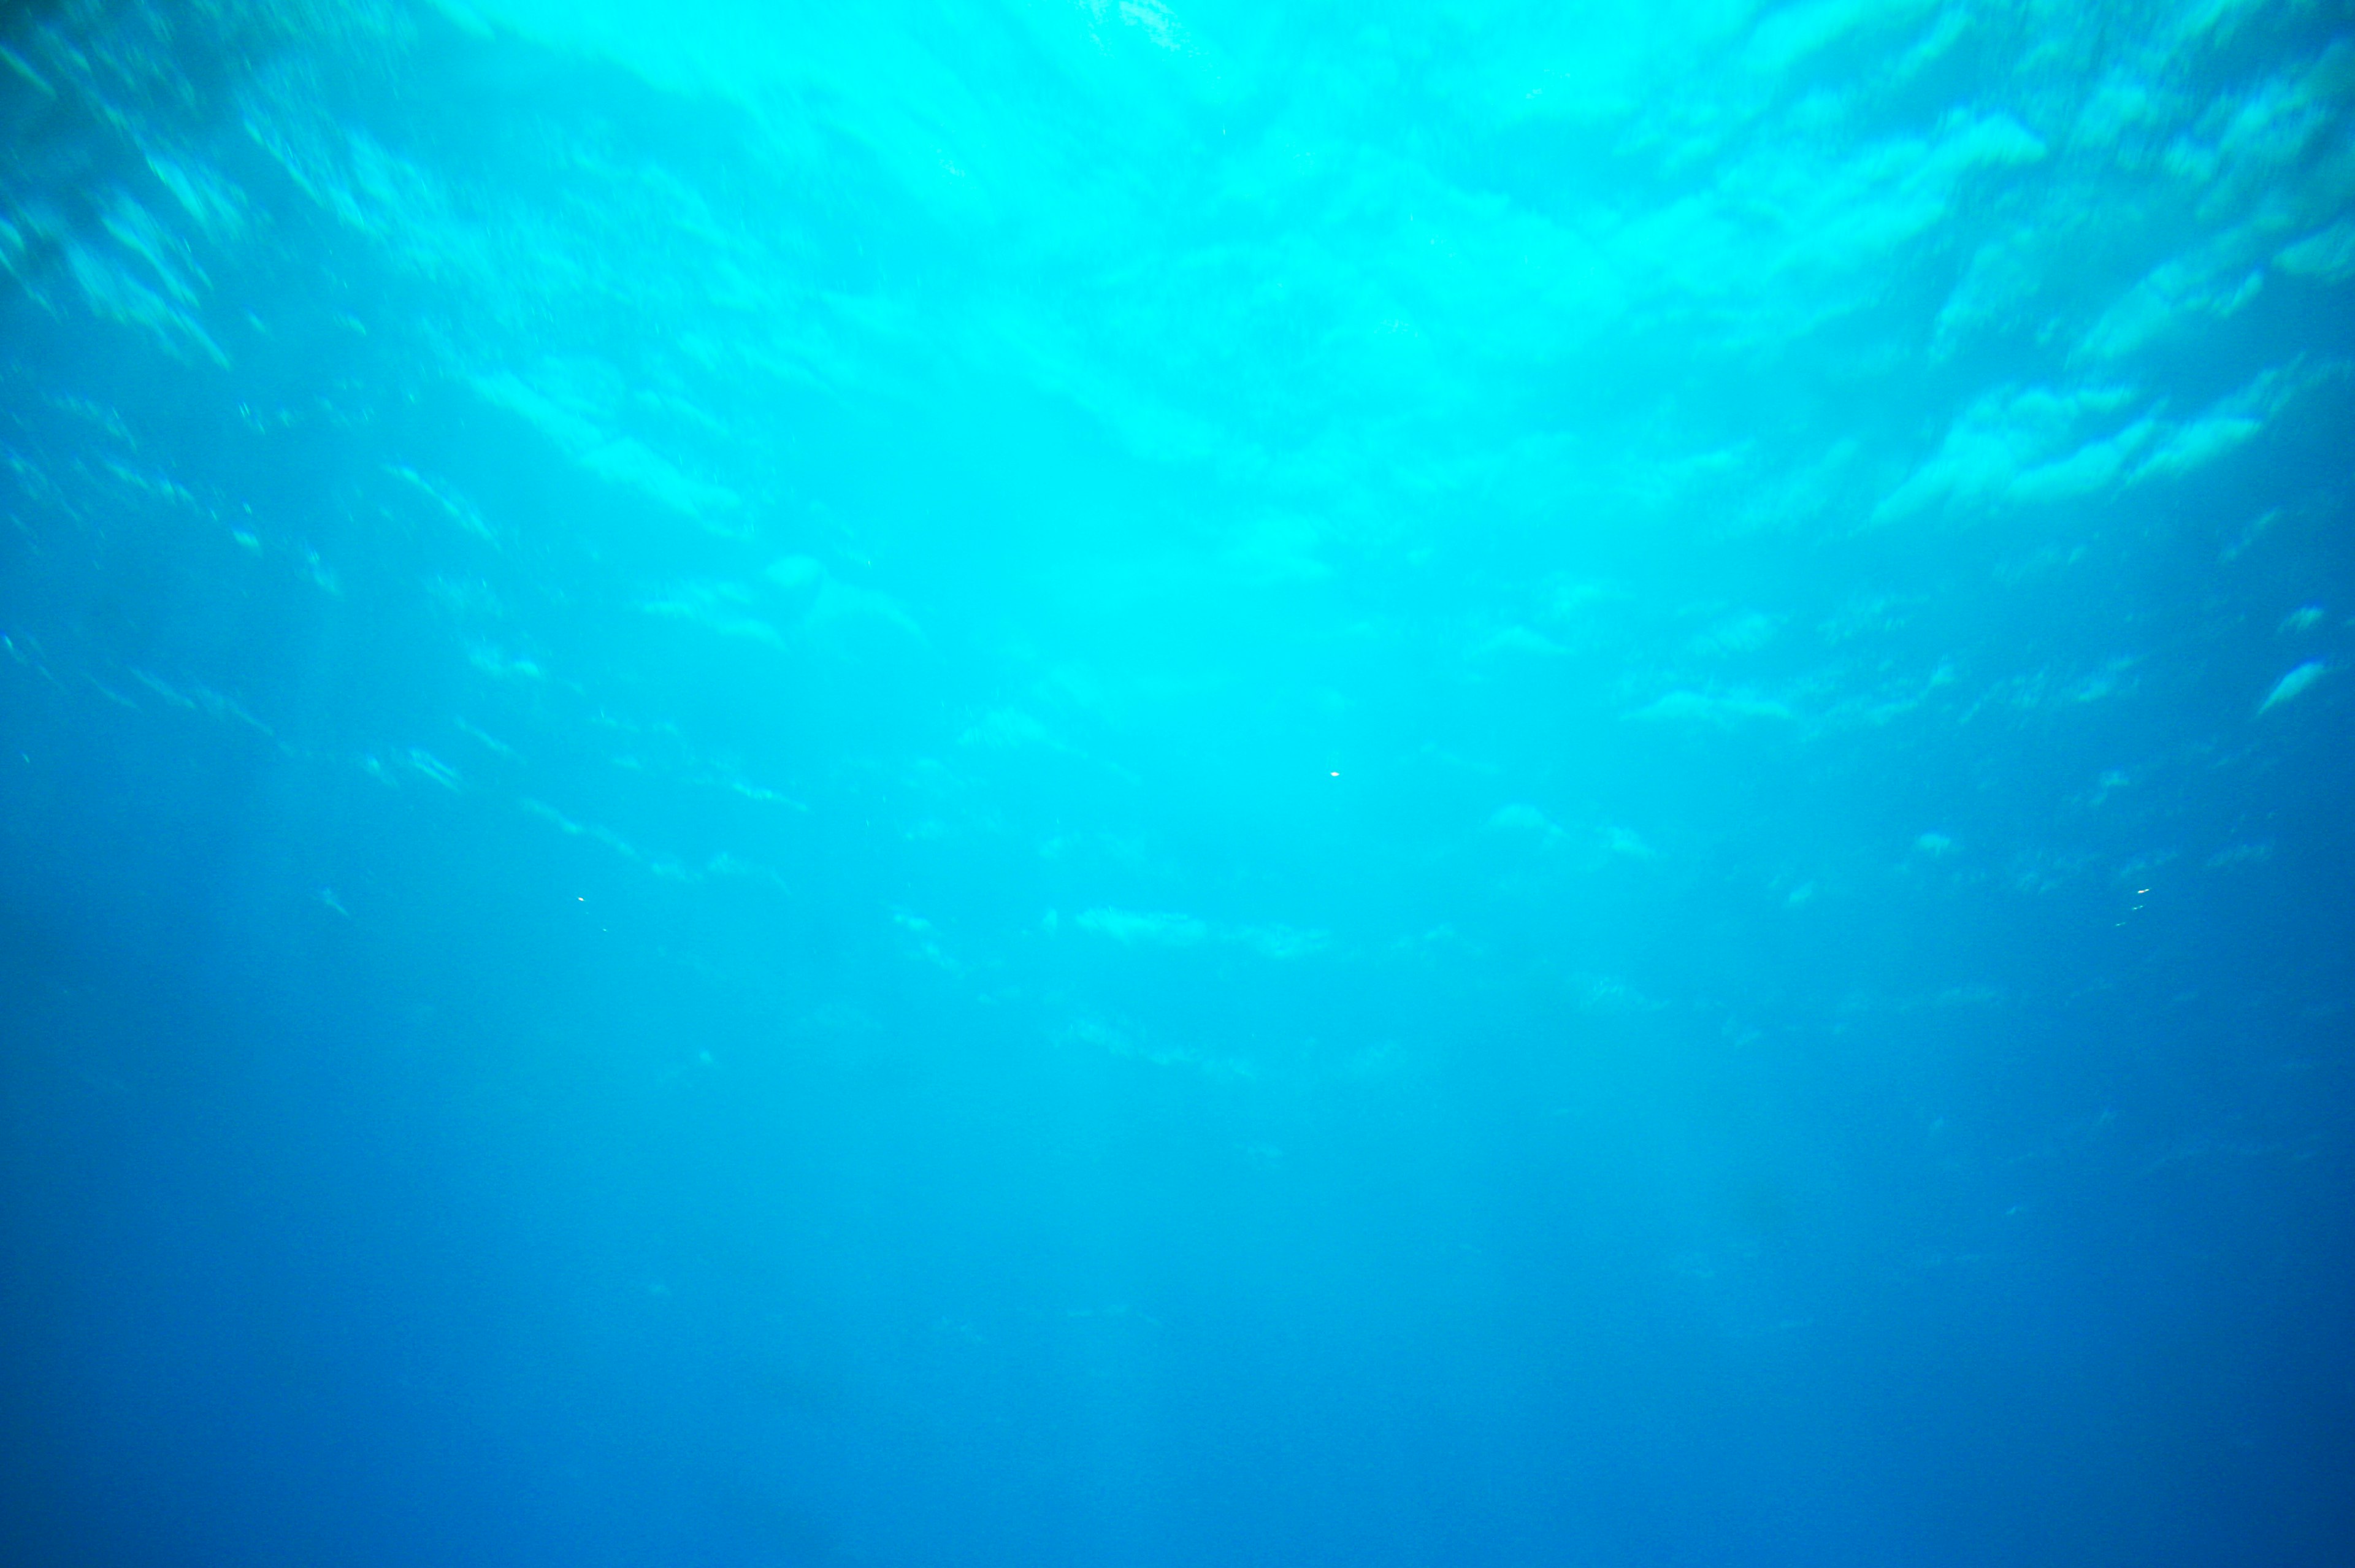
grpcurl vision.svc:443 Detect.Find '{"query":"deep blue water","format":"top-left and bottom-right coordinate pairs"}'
top-left (2, 1), bottom-right (2351, 1564)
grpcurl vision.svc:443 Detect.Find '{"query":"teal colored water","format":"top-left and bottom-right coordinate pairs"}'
top-left (2, 1), bottom-right (2350, 1563)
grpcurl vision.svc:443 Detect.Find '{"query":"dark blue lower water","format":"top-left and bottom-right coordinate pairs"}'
top-left (2, 1), bottom-right (2351, 1564)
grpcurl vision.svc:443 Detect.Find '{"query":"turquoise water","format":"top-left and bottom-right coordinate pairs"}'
top-left (1, 0), bottom-right (2350, 1562)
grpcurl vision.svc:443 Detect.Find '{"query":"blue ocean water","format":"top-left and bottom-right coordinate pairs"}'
top-left (2, 0), bottom-right (2351, 1562)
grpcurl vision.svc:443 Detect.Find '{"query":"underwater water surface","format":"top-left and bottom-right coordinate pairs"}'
top-left (2, 0), bottom-right (2351, 1564)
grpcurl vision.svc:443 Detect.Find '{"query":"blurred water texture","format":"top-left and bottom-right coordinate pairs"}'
top-left (1, 1), bottom-right (2351, 1564)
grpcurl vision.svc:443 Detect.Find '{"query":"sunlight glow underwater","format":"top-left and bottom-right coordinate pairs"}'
top-left (1, 0), bottom-right (2351, 1564)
